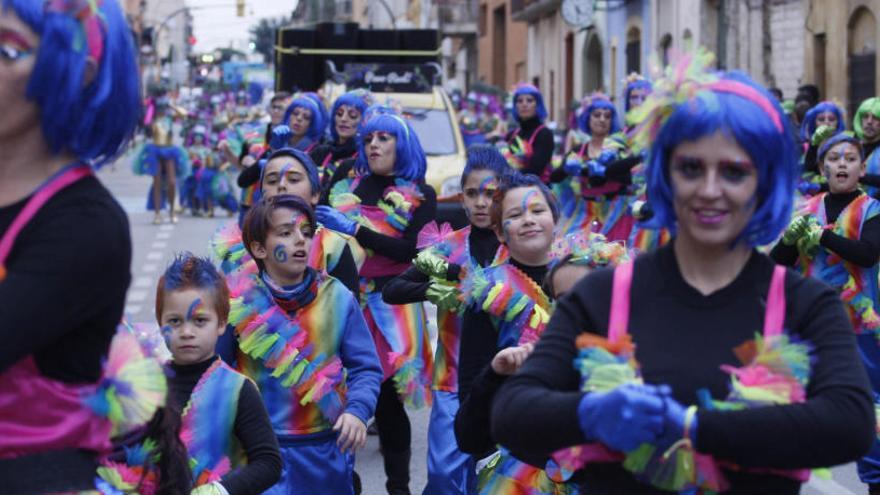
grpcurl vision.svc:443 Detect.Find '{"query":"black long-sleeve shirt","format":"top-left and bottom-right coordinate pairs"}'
top-left (770, 190), bottom-right (880, 268)
top-left (548, 152), bottom-right (641, 188)
top-left (310, 139), bottom-right (358, 188)
top-left (491, 243), bottom-right (874, 494)
top-left (454, 364), bottom-right (507, 457)
top-left (457, 259), bottom-right (548, 404)
top-left (507, 117), bottom-right (555, 178)
top-left (0, 175), bottom-right (131, 381)
top-left (169, 357), bottom-right (281, 495)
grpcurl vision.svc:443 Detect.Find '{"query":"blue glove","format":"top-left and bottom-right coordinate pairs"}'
top-left (270, 125), bottom-right (292, 151)
top-left (563, 157), bottom-right (585, 177)
top-left (577, 383), bottom-right (665, 452)
top-left (315, 205), bottom-right (358, 235)
top-left (597, 149), bottom-right (618, 166)
top-left (654, 385), bottom-right (697, 449)
top-left (586, 159), bottom-right (607, 178)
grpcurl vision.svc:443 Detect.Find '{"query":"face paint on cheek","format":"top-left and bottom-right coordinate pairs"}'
top-left (161, 325), bottom-right (173, 346)
top-left (186, 298), bottom-right (203, 321)
top-left (273, 244), bottom-right (288, 262)
top-left (501, 219), bottom-right (514, 241)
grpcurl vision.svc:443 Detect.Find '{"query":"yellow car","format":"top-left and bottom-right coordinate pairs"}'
top-left (323, 83), bottom-right (467, 226)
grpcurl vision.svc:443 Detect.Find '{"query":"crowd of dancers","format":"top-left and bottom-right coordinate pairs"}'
top-left (5, 1), bottom-right (880, 495)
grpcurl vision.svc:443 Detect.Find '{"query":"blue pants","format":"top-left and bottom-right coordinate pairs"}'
top-left (857, 333), bottom-right (880, 484)
top-left (423, 390), bottom-right (477, 495)
top-left (265, 433), bottom-right (355, 495)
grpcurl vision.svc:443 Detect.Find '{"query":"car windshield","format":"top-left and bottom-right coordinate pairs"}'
top-left (402, 108), bottom-right (458, 155)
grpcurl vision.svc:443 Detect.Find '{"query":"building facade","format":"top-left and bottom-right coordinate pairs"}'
top-left (477, 1), bottom-right (529, 95)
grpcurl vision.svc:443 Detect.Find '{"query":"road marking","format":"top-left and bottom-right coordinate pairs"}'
top-left (142, 263), bottom-right (158, 273)
top-left (156, 231), bottom-right (171, 240)
top-left (158, 224), bottom-right (174, 232)
top-left (132, 276), bottom-right (152, 288)
top-left (127, 290), bottom-right (147, 303)
top-left (151, 241), bottom-right (167, 249)
top-left (125, 305), bottom-right (142, 316)
top-left (146, 251), bottom-right (163, 261)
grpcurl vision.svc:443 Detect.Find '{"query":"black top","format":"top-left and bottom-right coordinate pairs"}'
top-left (548, 152), bottom-right (641, 189)
top-left (381, 225), bottom-right (500, 304)
top-left (770, 190), bottom-right (880, 268)
top-left (454, 364), bottom-right (507, 457)
top-left (0, 175), bottom-right (131, 382)
top-left (310, 139), bottom-right (358, 188)
top-left (506, 117), bottom-right (555, 179)
top-left (168, 356), bottom-right (281, 495)
top-left (491, 243), bottom-right (874, 494)
top-left (864, 139), bottom-right (880, 160)
top-left (457, 259), bottom-right (548, 403)
top-left (324, 161), bottom-right (438, 290)
top-left (236, 160), bottom-right (262, 189)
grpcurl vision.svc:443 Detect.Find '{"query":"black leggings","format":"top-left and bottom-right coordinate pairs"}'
top-left (375, 378), bottom-right (411, 452)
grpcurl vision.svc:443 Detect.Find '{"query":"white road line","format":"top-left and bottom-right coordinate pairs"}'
top-left (127, 290), bottom-right (147, 303)
top-left (132, 276), bottom-right (152, 288)
top-left (125, 305), bottom-right (142, 315)
top-left (156, 231), bottom-right (171, 240)
top-left (146, 251), bottom-right (163, 261)
top-left (141, 263), bottom-right (158, 273)
top-left (158, 224), bottom-right (174, 232)
top-left (151, 241), bottom-right (167, 249)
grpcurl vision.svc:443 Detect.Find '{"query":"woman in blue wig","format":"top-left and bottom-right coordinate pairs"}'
top-left (0, 0), bottom-right (155, 492)
top-left (310, 89), bottom-right (373, 188)
top-left (799, 101), bottom-right (847, 189)
top-left (502, 84), bottom-right (555, 181)
top-left (282, 95), bottom-right (327, 153)
top-left (322, 110), bottom-right (437, 494)
top-left (491, 51), bottom-right (874, 494)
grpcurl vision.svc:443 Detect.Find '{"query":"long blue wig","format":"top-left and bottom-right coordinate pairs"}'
top-left (645, 71), bottom-right (798, 247)
top-left (329, 90), bottom-right (371, 143)
top-left (624, 78), bottom-right (653, 113)
top-left (512, 84), bottom-right (548, 123)
top-left (355, 112), bottom-right (427, 181)
top-left (283, 95), bottom-right (327, 142)
top-left (800, 101), bottom-right (846, 141)
top-left (578, 95), bottom-right (622, 135)
top-left (4, 0), bottom-right (139, 168)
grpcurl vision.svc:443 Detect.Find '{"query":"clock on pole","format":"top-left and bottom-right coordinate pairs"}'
top-left (561, 0), bottom-right (594, 29)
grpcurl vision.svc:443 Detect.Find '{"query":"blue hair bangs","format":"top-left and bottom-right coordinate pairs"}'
top-left (578, 98), bottom-right (622, 134)
top-left (355, 113), bottom-right (427, 181)
top-left (163, 252), bottom-right (224, 291)
top-left (801, 101), bottom-right (845, 141)
top-left (513, 86), bottom-right (548, 123)
top-left (261, 148), bottom-right (321, 196)
top-left (330, 91), bottom-right (370, 142)
top-left (624, 79), bottom-right (653, 113)
top-left (7, 0), bottom-right (139, 168)
top-left (646, 79), bottom-right (797, 246)
top-left (461, 144), bottom-right (512, 187)
top-left (284, 97), bottom-right (326, 141)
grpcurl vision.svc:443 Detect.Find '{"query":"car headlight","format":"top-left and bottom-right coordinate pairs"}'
top-left (440, 176), bottom-right (462, 198)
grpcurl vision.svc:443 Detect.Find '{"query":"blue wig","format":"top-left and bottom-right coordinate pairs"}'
top-left (283, 96), bottom-right (327, 142)
top-left (330, 90), bottom-right (372, 143)
top-left (355, 113), bottom-right (427, 181)
top-left (461, 144), bottom-right (512, 188)
top-left (4, 0), bottom-right (139, 168)
top-left (260, 147), bottom-right (321, 196)
top-left (645, 70), bottom-right (798, 247)
top-left (578, 95), bottom-right (623, 135)
top-left (817, 132), bottom-right (864, 163)
top-left (624, 78), bottom-right (653, 113)
top-left (492, 172), bottom-right (560, 225)
top-left (512, 84), bottom-right (548, 123)
top-left (302, 92), bottom-right (329, 138)
top-left (801, 101), bottom-right (846, 141)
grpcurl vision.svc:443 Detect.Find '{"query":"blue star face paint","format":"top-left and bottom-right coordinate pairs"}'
top-left (273, 244), bottom-right (288, 262)
top-left (161, 325), bottom-right (173, 346)
top-left (186, 298), bottom-right (204, 321)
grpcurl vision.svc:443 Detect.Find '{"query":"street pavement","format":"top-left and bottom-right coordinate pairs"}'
top-left (98, 160), bottom-right (863, 494)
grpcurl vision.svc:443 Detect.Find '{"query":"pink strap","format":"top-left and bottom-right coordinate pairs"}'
top-left (321, 152), bottom-right (333, 169)
top-left (0, 164), bottom-right (92, 267)
top-left (607, 261), bottom-right (634, 344)
top-left (763, 265), bottom-right (787, 338)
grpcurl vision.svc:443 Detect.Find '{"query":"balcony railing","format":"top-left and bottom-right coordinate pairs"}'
top-left (511, 0), bottom-right (562, 22)
top-left (438, 0), bottom-right (478, 36)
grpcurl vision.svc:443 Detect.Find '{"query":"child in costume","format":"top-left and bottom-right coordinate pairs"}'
top-left (491, 51), bottom-right (874, 494)
top-left (226, 196), bottom-right (381, 494)
top-left (771, 132), bottom-right (880, 493)
top-left (382, 145), bottom-right (512, 494)
top-left (321, 111), bottom-right (437, 494)
top-left (855, 97), bottom-right (880, 198)
top-left (156, 254), bottom-right (281, 495)
top-left (0, 1), bottom-right (163, 491)
top-left (310, 90), bottom-right (373, 188)
top-left (501, 84), bottom-right (555, 181)
top-left (798, 101), bottom-right (846, 197)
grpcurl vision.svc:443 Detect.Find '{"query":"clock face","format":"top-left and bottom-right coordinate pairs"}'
top-left (562, 0), bottom-right (594, 28)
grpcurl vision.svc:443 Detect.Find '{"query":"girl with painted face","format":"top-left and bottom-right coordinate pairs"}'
top-left (771, 133), bottom-right (880, 493)
top-left (502, 84), bottom-right (555, 181)
top-left (382, 144), bottom-right (511, 494)
top-left (0, 0), bottom-right (163, 491)
top-left (491, 52), bottom-right (874, 494)
top-left (282, 95), bottom-right (327, 153)
top-left (310, 90), bottom-right (372, 189)
top-left (322, 110), bottom-right (437, 494)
